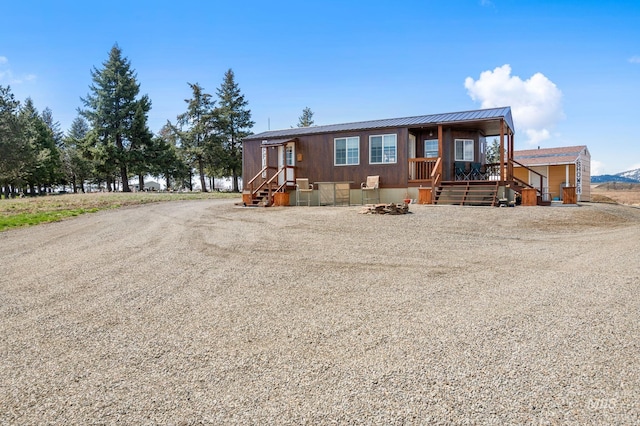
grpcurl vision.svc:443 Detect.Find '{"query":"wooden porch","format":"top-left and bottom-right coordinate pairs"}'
top-left (409, 157), bottom-right (551, 206)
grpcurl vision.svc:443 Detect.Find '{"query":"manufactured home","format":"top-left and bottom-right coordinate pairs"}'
top-left (513, 146), bottom-right (591, 202)
top-left (242, 106), bottom-right (548, 206)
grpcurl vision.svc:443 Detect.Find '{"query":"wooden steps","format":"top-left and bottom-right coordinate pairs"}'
top-left (434, 182), bottom-right (499, 206)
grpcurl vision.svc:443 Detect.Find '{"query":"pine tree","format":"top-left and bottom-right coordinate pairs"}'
top-left (41, 107), bottom-right (64, 148)
top-left (486, 138), bottom-right (501, 164)
top-left (297, 107), bottom-right (314, 127)
top-left (128, 100), bottom-right (154, 191)
top-left (175, 82), bottom-right (217, 192)
top-left (62, 116), bottom-right (91, 193)
top-left (0, 85), bottom-right (25, 198)
top-left (80, 44), bottom-right (150, 192)
top-left (152, 123), bottom-right (188, 191)
top-left (215, 69), bottom-right (254, 192)
top-left (19, 98), bottom-right (62, 194)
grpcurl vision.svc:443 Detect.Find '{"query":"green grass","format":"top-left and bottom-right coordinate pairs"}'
top-left (0, 191), bottom-right (239, 231)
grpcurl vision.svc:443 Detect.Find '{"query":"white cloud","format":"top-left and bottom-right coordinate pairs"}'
top-left (591, 160), bottom-right (605, 176)
top-left (464, 64), bottom-right (564, 145)
top-left (480, 0), bottom-right (494, 7)
top-left (0, 56), bottom-right (36, 85)
top-left (628, 56), bottom-right (640, 64)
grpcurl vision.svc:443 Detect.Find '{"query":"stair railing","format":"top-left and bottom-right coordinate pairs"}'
top-left (509, 158), bottom-right (546, 197)
top-left (430, 157), bottom-right (442, 204)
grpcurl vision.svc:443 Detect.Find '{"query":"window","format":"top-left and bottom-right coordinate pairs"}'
top-left (285, 145), bottom-right (294, 166)
top-left (369, 134), bottom-right (397, 164)
top-left (424, 139), bottom-right (438, 158)
top-left (334, 136), bottom-right (359, 165)
top-left (455, 139), bottom-right (474, 161)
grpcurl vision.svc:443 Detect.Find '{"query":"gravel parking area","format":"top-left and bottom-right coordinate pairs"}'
top-left (1, 200), bottom-right (639, 424)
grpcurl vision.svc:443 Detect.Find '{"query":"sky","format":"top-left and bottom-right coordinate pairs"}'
top-left (1, 0), bottom-right (639, 175)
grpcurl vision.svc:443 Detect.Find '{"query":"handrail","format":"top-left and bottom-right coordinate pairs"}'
top-left (513, 176), bottom-right (534, 190)
top-left (430, 157), bottom-right (442, 186)
top-left (246, 165), bottom-right (268, 187)
top-left (246, 165), bottom-right (274, 198)
top-left (509, 158), bottom-right (545, 196)
top-left (265, 167), bottom-right (285, 186)
top-left (430, 157), bottom-right (442, 203)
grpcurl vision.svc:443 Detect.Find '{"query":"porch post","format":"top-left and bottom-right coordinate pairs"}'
top-left (437, 124), bottom-right (443, 178)
top-left (509, 129), bottom-right (514, 181)
top-left (499, 119), bottom-right (505, 184)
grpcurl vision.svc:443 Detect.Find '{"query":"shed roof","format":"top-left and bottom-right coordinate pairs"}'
top-left (245, 107), bottom-right (514, 141)
top-left (513, 145), bottom-right (589, 166)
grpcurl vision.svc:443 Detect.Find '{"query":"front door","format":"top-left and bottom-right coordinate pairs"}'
top-left (278, 142), bottom-right (295, 185)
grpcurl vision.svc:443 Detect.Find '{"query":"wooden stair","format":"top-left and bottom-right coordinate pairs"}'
top-left (434, 181), bottom-right (499, 206)
top-left (246, 189), bottom-right (272, 207)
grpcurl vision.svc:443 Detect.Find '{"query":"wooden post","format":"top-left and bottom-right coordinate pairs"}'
top-left (508, 130), bottom-right (514, 181)
top-left (437, 125), bottom-right (443, 178)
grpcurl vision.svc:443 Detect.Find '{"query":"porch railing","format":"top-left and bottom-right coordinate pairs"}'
top-left (409, 158), bottom-right (437, 182)
top-left (245, 165), bottom-right (294, 202)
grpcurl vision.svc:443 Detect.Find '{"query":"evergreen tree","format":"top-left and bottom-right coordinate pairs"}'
top-left (297, 106), bottom-right (314, 127)
top-left (41, 107), bottom-right (64, 148)
top-left (80, 44), bottom-right (150, 192)
top-left (128, 100), bottom-right (154, 191)
top-left (0, 85), bottom-right (25, 198)
top-left (215, 69), bottom-right (254, 192)
top-left (62, 116), bottom-right (92, 193)
top-left (153, 123), bottom-right (188, 190)
top-left (19, 98), bottom-right (62, 194)
top-left (175, 82), bottom-right (217, 192)
top-left (486, 137), bottom-right (501, 164)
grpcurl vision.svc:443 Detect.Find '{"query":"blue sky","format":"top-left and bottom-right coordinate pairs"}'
top-left (1, 0), bottom-right (639, 174)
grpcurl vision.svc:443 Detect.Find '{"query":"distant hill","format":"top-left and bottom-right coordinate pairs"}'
top-left (618, 168), bottom-right (640, 181)
top-left (592, 168), bottom-right (640, 183)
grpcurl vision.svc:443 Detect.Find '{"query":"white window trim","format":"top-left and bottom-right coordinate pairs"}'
top-left (369, 134), bottom-right (397, 164)
top-left (334, 136), bottom-right (360, 166)
top-left (455, 139), bottom-right (475, 161)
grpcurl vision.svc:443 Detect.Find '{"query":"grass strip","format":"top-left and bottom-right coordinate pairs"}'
top-left (0, 192), bottom-right (239, 232)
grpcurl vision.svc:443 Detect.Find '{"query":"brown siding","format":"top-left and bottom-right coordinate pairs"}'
top-left (245, 127), bottom-right (412, 189)
top-left (244, 126), bottom-right (487, 189)
top-left (443, 130), bottom-right (482, 180)
top-left (242, 139), bottom-right (263, 185)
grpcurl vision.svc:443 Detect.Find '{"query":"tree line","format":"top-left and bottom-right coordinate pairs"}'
top-left (0, 44), bottom-right (254, 198)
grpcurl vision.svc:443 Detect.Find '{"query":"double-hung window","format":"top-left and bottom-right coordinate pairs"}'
top-left (334, 136), bottom-right (359, 166)
top-left (369, 134), bottom-right (397, 164)
top-left (455, 139), bottom-right (474, 161)
top-left (424, 139), bottom-right (438, 158)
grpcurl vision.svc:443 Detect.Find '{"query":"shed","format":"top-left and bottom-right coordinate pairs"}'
top-left (513, 146), bottom-right (591, 202)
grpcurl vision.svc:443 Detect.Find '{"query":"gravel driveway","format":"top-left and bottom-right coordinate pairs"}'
top-left (1, 199), bottom-right (639, 424)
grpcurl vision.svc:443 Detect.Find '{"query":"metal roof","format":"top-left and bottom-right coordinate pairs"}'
top-left (245, 107), bottom-right (514, 141)
top-left (514, 146), bottom-right (588, 166)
